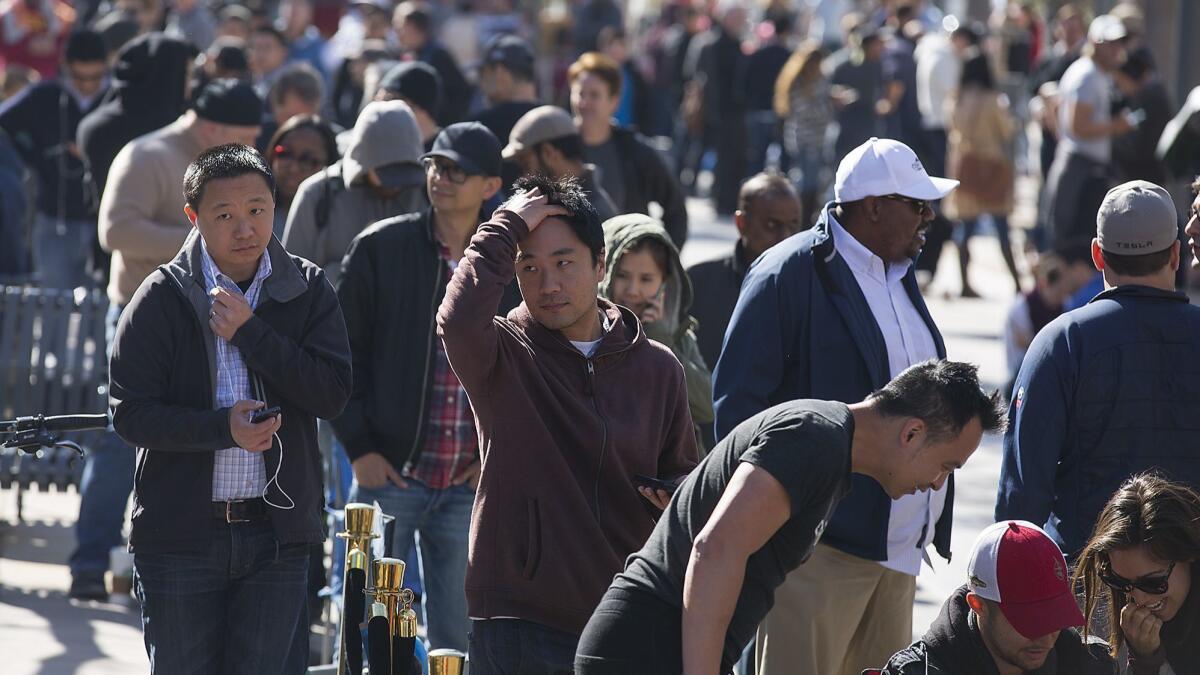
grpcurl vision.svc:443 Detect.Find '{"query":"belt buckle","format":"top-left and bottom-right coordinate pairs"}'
top-left (225, 500), bottom-right (250, 524)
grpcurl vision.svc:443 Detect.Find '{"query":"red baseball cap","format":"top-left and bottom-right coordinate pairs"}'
top-left (966, 521), bottom-right (1085, 640)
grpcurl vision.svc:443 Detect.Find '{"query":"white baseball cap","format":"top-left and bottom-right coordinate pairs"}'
top-left (834, 137), bottom-right (959, 204)
top-left (1088, 14), bottom-right (1128, 44)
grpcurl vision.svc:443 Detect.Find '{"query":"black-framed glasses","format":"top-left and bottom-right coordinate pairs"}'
top-left (1100, 559), bottom-right (1175, 595)
top-left (880, 194), bottom-right (932, 215)
top-left (422, 157), bottom-right (469, 185)
top-left (273, 145), bottom-right (326, 171)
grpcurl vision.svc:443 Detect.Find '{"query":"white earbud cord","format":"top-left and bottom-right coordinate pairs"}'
top-left (253, 374), bottom-right (294, 510)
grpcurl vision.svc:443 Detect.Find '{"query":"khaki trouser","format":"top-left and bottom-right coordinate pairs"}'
top-left (755, 543), bottom-right (916, 675)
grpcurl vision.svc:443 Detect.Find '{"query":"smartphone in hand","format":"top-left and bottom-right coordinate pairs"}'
top-left (633, 474), bottom-right (678, 494)
top-left (249, 405), bottom-right (281, 424)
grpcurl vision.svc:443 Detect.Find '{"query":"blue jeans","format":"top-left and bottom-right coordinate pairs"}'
top-left (70, 303), bottom-right (136, 577)
top-left (133, 519), bottom-right (310, 675)
top-left (469, 618), bottom-right (578, 675)
top-left (349, 478), bottom-right (474, 651)
top-left (33, 212), bottom-right (96, 289)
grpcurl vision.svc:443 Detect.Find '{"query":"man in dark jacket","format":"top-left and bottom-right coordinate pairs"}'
top-left (569, 51), bottom-right (689, 249)
top-left (333, 122), bottom-right (514, 652)
top-left (996, 180), bottom-right (1200, 559)
top-left (683, 4), bottom-right (746, 215)
top-left (715, 137), bottom-right (958, 675)
top-left (437, 174), bottom-right (699, 673)
top-left (874, 521), bottom-right (1116, 675)
top-left (0, 28), bottom-right (108, 288)
top-left (394, 2), bottom-right (471, 125)
top-left (109, 144), bottom-right (352, 673)
top-left (687, 173), bottom-right (802, 370)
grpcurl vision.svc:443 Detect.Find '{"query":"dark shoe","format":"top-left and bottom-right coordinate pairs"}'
top-left (69, 572), bottom-right (108, 601)
top-left (960, 286), bottom-right (981, 299)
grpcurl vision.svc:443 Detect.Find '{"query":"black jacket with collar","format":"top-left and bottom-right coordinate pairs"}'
top-left (608, 126), bottom-right (689, 249)
top-left (109, 231), bottom-right (352, 553)
top-left (686, 240), bottom-right (750, 370)
top-left (330, 209), bottom-right (521, 469)
top-left (876, 585), bottom-right (1116, 675)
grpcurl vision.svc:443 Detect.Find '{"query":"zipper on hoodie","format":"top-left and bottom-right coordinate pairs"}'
top-left (406, 260), bottom-right (444, 466)
top-left (586, 357), bottom-right (609, 524)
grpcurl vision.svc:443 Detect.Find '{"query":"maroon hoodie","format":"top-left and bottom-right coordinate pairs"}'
top-left (437, 209), bottom-right (699, 634)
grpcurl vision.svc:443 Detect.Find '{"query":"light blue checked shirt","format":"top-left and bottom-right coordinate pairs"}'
top-left (200, 240), bottom-right (272, 501)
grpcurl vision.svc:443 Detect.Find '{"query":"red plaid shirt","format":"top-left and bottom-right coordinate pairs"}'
top-left (406, 243), bottom-right (478, 489)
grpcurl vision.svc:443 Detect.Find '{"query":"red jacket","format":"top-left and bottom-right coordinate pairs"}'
top-left (438, 209), bottom-right (699, 634)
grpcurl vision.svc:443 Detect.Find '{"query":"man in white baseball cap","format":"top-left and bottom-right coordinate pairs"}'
top-left (875, 521), bottom-right (1115, 673)
top-left (714, 136), bottom-right (961, 675)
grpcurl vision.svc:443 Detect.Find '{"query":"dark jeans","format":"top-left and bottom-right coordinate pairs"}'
top-left (469, 618), bottom-right (578, 675)
top-left (70, 303), bottom-right (136, 578)
top-left (574, 588), bottom-right (684, 675)
top-left (133, 519), bottom-right (310, 675)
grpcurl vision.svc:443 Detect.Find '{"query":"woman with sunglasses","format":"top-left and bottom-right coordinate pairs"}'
top-left (1074, 473), bottom-right (1200, 674)
top-left (266, 114), bottom-right (339, 237)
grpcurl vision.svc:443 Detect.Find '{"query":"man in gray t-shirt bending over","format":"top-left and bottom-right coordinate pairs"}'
top-left (574, 360), bottom-right (1005, 675)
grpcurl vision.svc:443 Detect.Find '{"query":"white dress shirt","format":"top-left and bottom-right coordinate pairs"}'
top-left (830, 215), bottom-right (945, 576)
top-left (201, 240), bottom-right (272, 501)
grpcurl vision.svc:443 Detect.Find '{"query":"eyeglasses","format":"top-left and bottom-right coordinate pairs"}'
top-left (422, 157), bottom-right (469, 185)
top-left (880, 194), bottom-right (932, 215)
top-left (68, 69), bottom-right (106, 84)
top-left (1100, 560), bottom-right (1175, 595)
top-left (273, 145), bottom-right (326, 171)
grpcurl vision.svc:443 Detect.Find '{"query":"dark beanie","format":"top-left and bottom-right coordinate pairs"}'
top-left (192, 79), bottom-right (263, 127)
top-left (378, 61), bottom-right (442, 117)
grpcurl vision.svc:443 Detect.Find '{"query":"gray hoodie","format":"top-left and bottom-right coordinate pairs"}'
top-left (282, 100), bottom-right (427, 285)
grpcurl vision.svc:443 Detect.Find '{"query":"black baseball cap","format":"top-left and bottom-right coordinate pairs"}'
top-left (422, 122), bottom-right (502, 177)
top-left (379, 61), bottom-right (442, 117)
top-left (481, 34), bottom-right (535, 80)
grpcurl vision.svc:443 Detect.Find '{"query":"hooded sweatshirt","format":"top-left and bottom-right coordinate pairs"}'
top-left (879, 585), bottom-right (1116, 674)
top-left (282, 100), bottom-right (427, 285)
top-left (437, 209), bottom-right (700, 635)
top-left (78, 33), bottom-right (195, 210)
top-left (600, 214), bottom-right (714, 447)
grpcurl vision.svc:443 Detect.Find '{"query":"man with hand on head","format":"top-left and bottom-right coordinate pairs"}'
top-left (108, 144), bottom-right (352, 674)
top-left (575, 360), bottom-right (1005, 675)
top-left (333, 122), bottom-right (515, 652)
top-left (437, 174), bottom-right (699, 673)
top-left (876, 520), bottom-right (1116, 674)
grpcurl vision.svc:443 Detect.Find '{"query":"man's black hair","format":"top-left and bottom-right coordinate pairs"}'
top-left (270, 63), bottom-right (323, 107)
top-left (400, 5), bottom-right (431, 34)
top-left (538, 134), bottom-right (584, 163)
top-left (64, 29), bottom-right (108, 63)
top-left (184, 143), bottom-right (277, 208)
top-left (252, 25), bottom-right (289, 49)
top-left (871, 359), bottom-right (1006, 440)
top-left (511, 173), bottom-right (604, 265)
top-left (1100, 247), bottom-right (1173, 277)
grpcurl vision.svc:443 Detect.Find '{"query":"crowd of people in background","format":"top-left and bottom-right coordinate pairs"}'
top-left (3, 0), bottom-right (1200, 673)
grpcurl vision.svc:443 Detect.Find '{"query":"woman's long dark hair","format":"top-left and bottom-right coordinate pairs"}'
top-left (1072, 473), bottom-right (1200, 657)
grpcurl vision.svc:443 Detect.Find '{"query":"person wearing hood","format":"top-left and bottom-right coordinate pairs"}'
top-left (282, 99), bottom-right (427, 285)
top-left (437, 173), bottom-right (699, 672)
top-left (877, 520), bottom-right (1116, 674)
top-left (78, 32), bottom-right (196, 214)
top-left (0, 28), bottom-right (109, 289)
top-left (600, 213), bottom-right (713, 450)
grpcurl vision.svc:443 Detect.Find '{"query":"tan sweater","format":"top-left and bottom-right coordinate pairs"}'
top-left (98, 115), bottom-right (205, 306)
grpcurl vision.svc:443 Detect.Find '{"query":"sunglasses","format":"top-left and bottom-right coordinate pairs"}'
top-left (1100, 559), bottom-right (1175, 595)
top-left (422, 157), bottom-right (469, 185)
top-left (880, 194), bottom-right (932, 215)
top-left (273, 145), bottom-right (326, 171)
